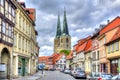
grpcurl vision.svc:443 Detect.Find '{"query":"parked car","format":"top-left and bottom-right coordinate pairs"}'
top-left (70, 69), bottom-right (74, 76)
top-left (111, 75), bottom-right (120, 80)
top-left (60, 69), bottom-right (65, 73)
top-left (88, 72), bottom-right (112, 80)
top-left (73, 70), bottom-right (87, 79)
top-left (71, 68), bottom-right (81, 76)
top-left (64, 69), bottom-right (71, 74)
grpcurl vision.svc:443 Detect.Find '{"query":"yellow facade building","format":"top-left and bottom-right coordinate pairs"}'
top-left (98, 17), bottom-right (120, 74)
top-left (13, 2), bottom-right (39, 77)
top-left (105, 25), bottom-right (120, 75)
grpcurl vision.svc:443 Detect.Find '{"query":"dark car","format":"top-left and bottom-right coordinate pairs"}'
top-left (73, 70), bottom-right (87, 79)
top-left (88, 72), bottom-right (112, 80)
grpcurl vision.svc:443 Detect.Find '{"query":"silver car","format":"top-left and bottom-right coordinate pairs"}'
top-left (111, 75), bottom-right (120, 80)
top-left (73, 70), bottom-right (87, 79)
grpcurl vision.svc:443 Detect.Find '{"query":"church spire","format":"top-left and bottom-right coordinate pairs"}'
top-left (56, 12), bottom-right (61, 38)
top-left (62, 8), bottom-right (69, 36)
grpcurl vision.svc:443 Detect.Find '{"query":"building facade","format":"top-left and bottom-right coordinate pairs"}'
top-left (13, 2), bottom-right (38, 77)
top-left (54, 10), bottom-right (71, 53)
top-left (0, 0), bottom-right (16, 79)
top-left (55, 54), bottom-right (66, 70)
top-left (91, 33), bottom-right (100, 73)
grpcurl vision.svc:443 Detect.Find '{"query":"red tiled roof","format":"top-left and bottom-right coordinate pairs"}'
top-left (39, 56), bottom-right (50, 64)
top-left (66, 50), bottom-right (73, 60)
top-left (76, 42), bottom-right (87, 53)
top-left (85, 39), bottom-right (92, 53)
top-left (100, 16), bottom-right (120, 35)
top-left (55, 54), bottom-right (64, 61)
top-left (24, 8), bottom-right (36, 21)
top-left (51, 53), bottom-right (61, 64)
top-left (106, 27), bottom-right (120, 44)
top-left (76, 36), bottom-right (91, 53)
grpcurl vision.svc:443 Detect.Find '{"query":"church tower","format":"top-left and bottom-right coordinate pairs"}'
top-left (54, 13), bottom-right (61, 53)
top-left (54, 9), bottom-right (71, 53)
top-left (60, 9), bottom-right (71, 51)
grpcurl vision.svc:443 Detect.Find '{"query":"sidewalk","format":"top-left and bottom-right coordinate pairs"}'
top-left (12, 71), bottom-right (42, 80)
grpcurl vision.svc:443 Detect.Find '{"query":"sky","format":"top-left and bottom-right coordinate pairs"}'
top-left (19, 0), bottom-right (120, 56)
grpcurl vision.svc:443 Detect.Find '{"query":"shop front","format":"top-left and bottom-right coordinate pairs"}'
top-left (18, 57), bottom-right (29, 76)
top-left (101, 63), bottom-right (108, 73)
top-left (110, 59), bottom-right (120, 75)
top-left (99, 58), bottom-right (109, 73)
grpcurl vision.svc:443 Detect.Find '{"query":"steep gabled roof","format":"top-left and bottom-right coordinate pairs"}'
top-left (76, 36), bottom-right (91, 53)
top-left (100, 16), bottom-right (120, 35)
top-left (85, 39), bottom-right (92, 53)
top-left (106, 26), bottom-right (120, 44)
top-left (55, 54), bottom-right (64, 61)
top-left (76, 42), bottom-right (87, 53)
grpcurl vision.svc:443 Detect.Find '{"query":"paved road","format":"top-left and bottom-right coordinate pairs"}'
top-left (39, 70), bottom-right (87, 80)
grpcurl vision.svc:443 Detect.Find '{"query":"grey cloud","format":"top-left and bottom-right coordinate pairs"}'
top-left (24, 0), bottom-right (120, 56)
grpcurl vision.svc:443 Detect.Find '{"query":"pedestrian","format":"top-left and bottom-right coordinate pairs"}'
top-left (42, 67), bottom-right (43, 74)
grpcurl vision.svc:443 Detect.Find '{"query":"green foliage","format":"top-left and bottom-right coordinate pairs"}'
top-left (60, 50), bottom-right (70, 55)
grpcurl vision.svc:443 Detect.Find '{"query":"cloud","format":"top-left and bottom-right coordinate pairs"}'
top-left (21, 0), bottom-right (120, 56)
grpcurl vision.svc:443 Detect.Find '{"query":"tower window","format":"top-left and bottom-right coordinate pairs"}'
top-left (66, 38), bottom-right (69, 43)
top-left (61, 39), bottom-right (63, 43)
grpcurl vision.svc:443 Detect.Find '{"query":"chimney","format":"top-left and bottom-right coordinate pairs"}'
top-left (107, 20), bottom-right (110, 24)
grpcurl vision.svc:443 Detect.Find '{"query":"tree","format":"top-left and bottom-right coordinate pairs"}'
top-left (60, 50), bottom-right (70, 55)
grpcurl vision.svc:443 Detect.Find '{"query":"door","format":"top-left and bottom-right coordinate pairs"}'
top-left (22, 58), bottom-right (26, 76)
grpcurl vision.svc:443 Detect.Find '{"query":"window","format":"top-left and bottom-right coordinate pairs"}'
top-left (66, 38), bottom-right (68, 43)
top-left (104, 37), bottom-right (106, 44)
top-left (0, 0), bottom-right (4, 6)
top-left (9, 4), bottom-right (11, 13)
top-left (92, 52), bottom-right (96, 60)
top-left (12, 7), bottom-right (15, 17)
top-left (116, 42), bottom-right (119, 51)
top-left (14, 33), bottom-right (17, 47)
top-left (64, 61), bottom-right (66, 63)
top-left (22, 37), bottom-right (24, 50)
top-left (5, 1), bottom-right (8, 10)
top-left (9, 26), bottom-right (12, 37)
top-left (6, 23), bottom-right (8, 36)
top-left (112, 44), bottom-right (114, 52)
top-left (97, 51), bottom-right (99, 59)
top-left (60, 60), bottom-right (62, 63)
top-left (19, 16), bottom-right (21, 26)
top-left (2, 21), bottom-right (5, 34)
top-left (0, 19), bottom-right (1, 33)
top-left (108, 46), bottom-right (110, 53)
top-left (19, 36), bottom-right (21, 49)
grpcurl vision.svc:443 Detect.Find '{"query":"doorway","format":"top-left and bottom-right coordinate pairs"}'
top-left (1, 48), bottom-right (10, 79)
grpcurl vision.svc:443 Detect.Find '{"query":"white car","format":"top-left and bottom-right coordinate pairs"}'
top-left (88, 72), bottom-right (112, 80)
top-left (111, 75), bottom-right (120, 80)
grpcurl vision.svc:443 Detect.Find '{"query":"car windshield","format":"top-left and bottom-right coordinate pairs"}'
top-left (101, 74), bottom-right (112, 78)
top-left (75, 68), bottom-right (81, 70)
top-left (78, 71), bottom-right (85, 73)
